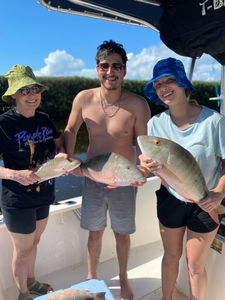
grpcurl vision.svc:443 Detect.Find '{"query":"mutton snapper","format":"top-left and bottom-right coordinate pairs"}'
top-left (35, 157), bottom-right (81, 182)
top-left (47, 289), bottom-right (106, 300)
top-left (80, 152), bottom-right (146, 187)
top-left (137, 135), bottom-right (225, 214)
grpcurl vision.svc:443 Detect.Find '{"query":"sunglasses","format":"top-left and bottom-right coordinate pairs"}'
top-left (153, 78), bottom-right (177, 90)
top-left (18, 85), bottom-right (42, 96)
top-left (97, 62), bottom-right (125, 72)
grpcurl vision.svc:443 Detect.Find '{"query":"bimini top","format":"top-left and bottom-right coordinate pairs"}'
top-left (38, 0), bottom-right (163, 31)
top-left (38, 0), bottom-right (225, 65)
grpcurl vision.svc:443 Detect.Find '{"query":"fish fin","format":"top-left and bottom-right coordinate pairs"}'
top-left (216, 204), bottom-right (225, 215)
top-left (154, 169), bottom-right (182, 187)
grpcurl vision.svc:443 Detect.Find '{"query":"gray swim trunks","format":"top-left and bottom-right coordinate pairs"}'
top-left (80, 177), bottom-right (137, 234)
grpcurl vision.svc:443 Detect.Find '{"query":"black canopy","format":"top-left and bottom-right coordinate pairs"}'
top-left (38, 0), bottom-right (225, 65)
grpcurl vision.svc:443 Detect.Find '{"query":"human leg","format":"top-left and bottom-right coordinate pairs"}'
top-left (185, 200), bottom-right (220, 299)
top-left (186, 227), bottom-right (218, 300)
top-left (156, 186), bottom-right (188, 300)
top-left (114, 231), bottom-right (133, 300)
top-left (80, 179), bottom-right (108, 279)
top-left (87, 230), bottom-right (104, 279)
top-left (3, 206), bottom-right (51, 297)
top-left (27, 217), bottom-right (53, 295)
top-left (108, 186), bottom-right (136, 300)
top-left (159, 222), bottom-right (185, 300)
top-left (9, 231), bottom-right (36, 293)
top-left (27, 217), bottom-right (48, 279)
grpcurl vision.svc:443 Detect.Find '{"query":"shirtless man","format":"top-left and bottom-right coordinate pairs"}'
top-left (64, 40), bottom-right (150, 300)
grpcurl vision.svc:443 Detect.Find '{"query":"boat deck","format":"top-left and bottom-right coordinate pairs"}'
top-left (0, 177), bottom-right (189, 300)
top-left (40, 241), bottom-right (187, 300)
top-left (4, 241), bottom-right (187, 300)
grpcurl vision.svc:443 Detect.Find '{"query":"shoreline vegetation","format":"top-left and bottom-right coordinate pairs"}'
top-left (0, 76), bottom-right (220, 154)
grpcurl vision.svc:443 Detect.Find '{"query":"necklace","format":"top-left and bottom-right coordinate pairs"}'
top-left (100, 89), bottom-right (122, 118)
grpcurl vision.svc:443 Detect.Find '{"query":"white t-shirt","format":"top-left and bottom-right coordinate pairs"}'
top-left (147, 106), bottom-right (225, 201)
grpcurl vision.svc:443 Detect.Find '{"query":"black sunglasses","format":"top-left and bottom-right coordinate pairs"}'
top-left (97, 62), bottom-right (125, 72)
top-left (18, 85), bottom-right (42, 96)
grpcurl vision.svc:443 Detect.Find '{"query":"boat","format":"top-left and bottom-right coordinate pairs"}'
top-left (1, 1), bottom-right (225, 299)
top-left (1, 174), bottom-right (225, 300)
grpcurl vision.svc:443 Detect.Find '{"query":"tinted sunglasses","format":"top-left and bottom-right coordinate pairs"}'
top-left (18, 85), bottom-right (42, 96)
top-left (97, 62), bottom-right (125, 72)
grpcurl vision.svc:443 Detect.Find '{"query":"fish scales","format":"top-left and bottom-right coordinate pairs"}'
top-left (165, 138), bottom-right (207, 200)
top-left (138, 135), bottom-right (225, 214)
top-left (35, 157), bottom-right (80, 182)
top-left (81, 152), bottom-right (146, 187)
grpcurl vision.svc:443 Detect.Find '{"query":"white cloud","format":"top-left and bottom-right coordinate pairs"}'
top-left (35, 46), bottom-right (221, 82)
top-left (126, 44), bottom-right (221, 82)
top-left (34, 50), bottom-right (86, 76)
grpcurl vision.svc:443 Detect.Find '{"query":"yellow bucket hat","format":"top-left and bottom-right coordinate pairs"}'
top-left (2, 65), bottom-right (47, 102)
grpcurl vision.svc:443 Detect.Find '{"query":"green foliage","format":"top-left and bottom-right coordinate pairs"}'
top-left (0, 76), bottom-right (221, 153)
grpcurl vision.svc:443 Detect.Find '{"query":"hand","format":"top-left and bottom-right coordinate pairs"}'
top-left (70, 166), bottom-right (84, 177)
top-left (11, 170), bottom-right (40, 186)
top-left (130, 178), bottom-right (147, 187)
top-left (138, 154), bottom-right (162, 173)
top-left (54, 153), bottom-right (82, 176)
top-left (54, 152), bottom-right (68, 159)
top-left (198, 190), bottom-right (224, 212)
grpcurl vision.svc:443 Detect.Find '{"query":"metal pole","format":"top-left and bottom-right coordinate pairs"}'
top-left (188, 58), bottom-right (196, 82)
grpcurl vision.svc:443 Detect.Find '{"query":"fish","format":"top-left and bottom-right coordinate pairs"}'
top-left (47, 289), bottom-right (106, 300)
top-left (80, 152), bottom-right (146, 187)
top-left (35, 157), bottom-right (81, 182)
top-left (137, 135), bottom-right (225, 214)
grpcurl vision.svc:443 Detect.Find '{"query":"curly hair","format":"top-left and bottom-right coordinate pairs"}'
top-left (95, 40), bottom-right (128, 65)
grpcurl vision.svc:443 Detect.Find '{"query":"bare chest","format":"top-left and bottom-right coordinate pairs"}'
top-left (82, 102), bottom-right (135, 137)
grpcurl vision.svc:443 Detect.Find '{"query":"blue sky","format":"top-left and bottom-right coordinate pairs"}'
top-left (0, 0), bottom-right (221, 81)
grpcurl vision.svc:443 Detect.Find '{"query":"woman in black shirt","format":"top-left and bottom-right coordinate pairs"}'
top-left (0, 65), bottom-right (63, 300)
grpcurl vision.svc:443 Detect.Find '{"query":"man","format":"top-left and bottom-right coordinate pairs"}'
top-left (64, 40), bottom-right (150, 300)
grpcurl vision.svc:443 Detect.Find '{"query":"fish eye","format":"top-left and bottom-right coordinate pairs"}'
top-left (155, 139), bottom-right (161, 146)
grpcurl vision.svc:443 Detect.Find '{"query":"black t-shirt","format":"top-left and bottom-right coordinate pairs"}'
top-left (0, 109), bottom-right (60, 209)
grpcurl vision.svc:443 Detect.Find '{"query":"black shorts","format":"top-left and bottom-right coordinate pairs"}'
top-left (1, 205), bottom-right (50, 234)
top-left (156, 185), bottom-right (219, 233)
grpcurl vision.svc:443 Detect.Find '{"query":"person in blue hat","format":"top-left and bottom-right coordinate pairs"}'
top-left (140, 57), bottom-right (225, 300)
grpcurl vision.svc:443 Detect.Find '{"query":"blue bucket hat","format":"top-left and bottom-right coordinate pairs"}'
top-left (144, 57), bottom-right (194, 105)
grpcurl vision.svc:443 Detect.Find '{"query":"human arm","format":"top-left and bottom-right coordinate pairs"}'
top-left (0, 166), bottom-right (40, 186)
top-left (134, 96), bottom-right (151, 158)
top-left (64, 92), bottom-right (84, 157)
top-left (198, 159), bottom-right (225, 212)
top-left (130, 96), bottom-right (151, 185)
top-left (63, 92), bottom-right (85, 176)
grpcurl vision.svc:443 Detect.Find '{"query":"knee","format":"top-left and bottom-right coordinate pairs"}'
top-left (187, 260), bottom-right (204, 277)
top-left (33, 236), bottom-right (41, 247)
top-left (114, 232), bottom-right (130, 243)
top-left (88, 230), bottom-right (104, 242)
top-left (15, 246), bottom-right (33, 263)
top-left (163, 250), bottom-right (182, 265)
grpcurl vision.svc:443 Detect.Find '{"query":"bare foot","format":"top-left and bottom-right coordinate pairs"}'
top-left (120, 278), bottom-right (133, 300)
